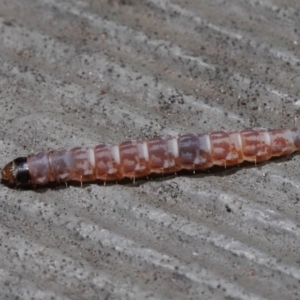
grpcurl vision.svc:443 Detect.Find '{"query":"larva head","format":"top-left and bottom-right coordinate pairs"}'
top-left (1, 157), bottom-right (31, 184)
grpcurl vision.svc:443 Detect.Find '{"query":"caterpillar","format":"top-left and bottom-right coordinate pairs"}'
top-left (1, 128), bottom-right (300, 186)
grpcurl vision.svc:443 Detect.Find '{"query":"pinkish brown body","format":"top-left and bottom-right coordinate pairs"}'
top-left (2, 128), bottom-right (300, 185)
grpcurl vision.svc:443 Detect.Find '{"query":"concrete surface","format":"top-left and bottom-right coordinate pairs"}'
top-left (0, 0), bottom-right (300, 299)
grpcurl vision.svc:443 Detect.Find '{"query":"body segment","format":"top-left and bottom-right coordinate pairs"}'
top-left (2, 128), bottom-right (300, 185)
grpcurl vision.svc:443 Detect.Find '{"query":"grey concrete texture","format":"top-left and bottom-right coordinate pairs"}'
top-left (0, 0), bottom-right (299, 299)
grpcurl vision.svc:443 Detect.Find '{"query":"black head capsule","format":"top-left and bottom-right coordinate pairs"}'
top-left (1, 157), bottom-right (31, 184)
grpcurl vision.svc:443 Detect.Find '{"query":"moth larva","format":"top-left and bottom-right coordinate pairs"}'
top-left (1, 128), bottom-right (299, 185)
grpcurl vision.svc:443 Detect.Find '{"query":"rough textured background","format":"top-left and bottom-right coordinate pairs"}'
top-left (0, 0), bottom-right (300, 299)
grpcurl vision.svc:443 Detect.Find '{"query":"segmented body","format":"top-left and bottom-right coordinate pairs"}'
top-left (2, 128), bottom-right (300, 185)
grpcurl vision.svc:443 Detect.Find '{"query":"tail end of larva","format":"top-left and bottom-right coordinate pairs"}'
top-left (291, 128), bottom-right (300, 151)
